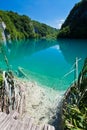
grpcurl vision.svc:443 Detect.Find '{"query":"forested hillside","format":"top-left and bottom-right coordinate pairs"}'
top-left (57, 0), bottom-right (87, 39)
top-left (0, 10), bottom-right (58, 41)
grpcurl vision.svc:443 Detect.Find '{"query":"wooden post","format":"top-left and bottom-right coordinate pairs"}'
top-left (74, 57), bottom-right (79, 86)
top-left (76, 57), bottom-right (78, 82)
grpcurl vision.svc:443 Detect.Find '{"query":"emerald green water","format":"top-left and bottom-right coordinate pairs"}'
top-left (0, 39), bottom-right (87, 91)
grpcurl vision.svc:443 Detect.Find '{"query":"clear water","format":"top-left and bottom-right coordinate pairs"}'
top-left (0, 39), bottom-right (87, 91)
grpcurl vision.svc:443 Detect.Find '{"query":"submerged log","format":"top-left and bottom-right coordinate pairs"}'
top-left (18, 67), bottom-right (28, 78)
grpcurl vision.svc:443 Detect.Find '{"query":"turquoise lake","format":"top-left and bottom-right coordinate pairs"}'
top-left (0, 39), bottom-right (87, 92)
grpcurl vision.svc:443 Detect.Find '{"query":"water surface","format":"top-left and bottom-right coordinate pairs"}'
top-left (0, 39), bottom-right (87, 91)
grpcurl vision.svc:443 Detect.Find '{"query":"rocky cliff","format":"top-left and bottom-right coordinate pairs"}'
top-left (57, 0), bottom-right (87, 39)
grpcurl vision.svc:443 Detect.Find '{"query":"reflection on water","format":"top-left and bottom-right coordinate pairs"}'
top-left (0, 39), bottom-right (87, 91)
top-left (7, 39), bottom-right (57, 59)
top-left (58, 39), bottom-right (87, 65)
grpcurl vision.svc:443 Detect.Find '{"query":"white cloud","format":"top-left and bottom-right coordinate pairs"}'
top-left (48, 19), bottom-right (65, 29)
top-left (57, 19), bottom-right (65, 29)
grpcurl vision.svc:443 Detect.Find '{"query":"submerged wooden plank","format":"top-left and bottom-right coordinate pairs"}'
top-left (0, 112), bottom-right (7, 120)
top-left (0, 112), bottom-right (55, 130)
top-left (49, 126), bottom-right (55, 130)
top-left (43, 125), bottom-right (55, 130)
top-left (0, 115), bottom-right (13, 129)
top-left (20, 116), bottom-right (34, 130)
top-left (4, 118), bottom-right (16, 130)
top-left (49, 125), bottom-right (55, 130)
top-left (0, 113), bottom-right (7, 125)
top-left (21, 117), bottom-right (30, 130)
top-left (43, 125), bottom-right (48, 130)
top-left (31, 125), bottom-right (36, 130)
top-left (27, 118), bottom-right (34, 130)
top-left (0, 112), bottom-right (3, 117)
top-left (15, 120), bottom-right (23, 130)
top-left (0, 111), bottom-right (17, 129)
top-left (10, 120), bottom-right (19, 130)
top-left (35, 125), bottom-right (41, 130)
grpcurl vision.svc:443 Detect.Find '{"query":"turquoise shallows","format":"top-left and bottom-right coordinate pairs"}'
top-left (0, 39), bottom-right (87, 91)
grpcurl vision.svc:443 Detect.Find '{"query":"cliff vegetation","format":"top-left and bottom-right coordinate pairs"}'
top-left (57, 0), bottom-right (87, 39)
top-left (0, 10), bottom-right (58, 41)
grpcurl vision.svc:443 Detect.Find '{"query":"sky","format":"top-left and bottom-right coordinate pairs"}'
top-left (0, 0), bottom-right (80, 29)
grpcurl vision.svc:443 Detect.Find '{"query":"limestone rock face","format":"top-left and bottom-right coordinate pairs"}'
top-left (0, 18), bottom-right (7, 44)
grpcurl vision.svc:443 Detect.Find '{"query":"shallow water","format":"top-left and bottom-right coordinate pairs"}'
top-left (0, 39), bottom-right (87, 91)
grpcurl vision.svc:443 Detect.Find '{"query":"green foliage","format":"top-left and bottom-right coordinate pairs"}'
top-left (7, 12), bottom-right (35, 39)
top-left (57, 26), bottom-right (70, 38)
top-left (33, 20), bottom-right (58, 39)
top-left (64, 105), bottom-right (87, 130)
top-left (0, 10), bottom-right (18, 40)
top-left (63, 59), bottom-right (87, 130)
top-left (57, 0), bottom-right (87, 38)
top-left (0, 29), bottom-right (2, 40)
top-left (0, 10), bottom-right (58, 41)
